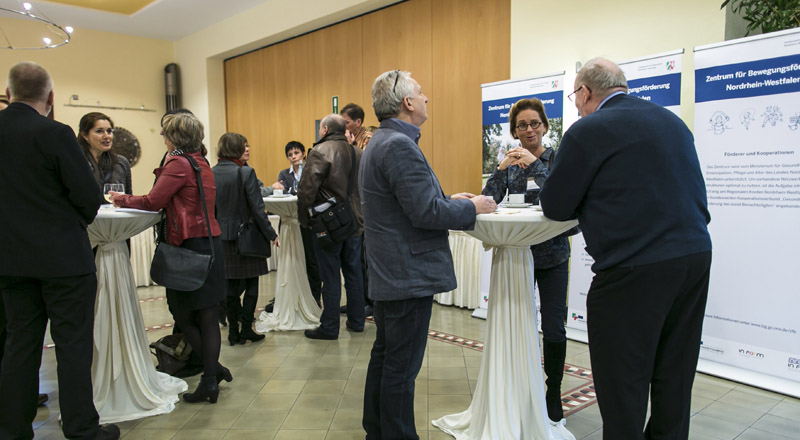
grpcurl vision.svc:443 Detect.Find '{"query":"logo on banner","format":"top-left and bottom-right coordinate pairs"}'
top-left (700, 340), bottom-right (725, 355)
top-left (571, 313), bottom-right (586, 323)
top-left (666, 61), bottom-right (675, 71)
top-left (738, 348), bottom-right (765, 359)
top-left (789, 357), bottom-right (800, 371)
top-left (551, 80), bottom-right (558, 89)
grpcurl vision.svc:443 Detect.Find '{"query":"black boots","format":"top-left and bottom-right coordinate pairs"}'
top-left (240, 293), bottom-right (265, 342)
top-left (226, 295), bottom-right (244, 346)
top-left (543, 339), bottom-right (567, 422)
top-left (183, 375), bottom-right (219, 404)
top-left (216, 363), bottom-right (233, 385)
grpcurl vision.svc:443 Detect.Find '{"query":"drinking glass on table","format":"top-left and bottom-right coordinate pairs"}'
top-left (103, 184), bottom-right (124, 205)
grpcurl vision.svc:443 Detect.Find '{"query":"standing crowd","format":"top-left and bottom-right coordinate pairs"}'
top-left (0, 57), bottom-right (710, 440)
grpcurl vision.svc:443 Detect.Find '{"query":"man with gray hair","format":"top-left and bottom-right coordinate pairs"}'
top-left (0, 62), bottom-right (118, 439)
top-left (360, 70), bottom-right (496, 439)
top-left (297, 114), bottom-right (366, 340)
top-left (541, 58), bottom-right (712, 440)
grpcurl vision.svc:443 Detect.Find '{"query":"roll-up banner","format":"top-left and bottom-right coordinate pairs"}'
top-left (694, 28), bottom-right (800, 397)
top-left (478, 72), bottom-right (565, 320)
top-left (565, 50), bottom-right (684, 342)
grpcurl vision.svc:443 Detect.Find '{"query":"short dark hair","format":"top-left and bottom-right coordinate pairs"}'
top-left (340, 103), bottom-right (365, 123)
top-left (285, 141), bottom-right (305, 156)
top-left (217, 132), bottom-right (247, 159)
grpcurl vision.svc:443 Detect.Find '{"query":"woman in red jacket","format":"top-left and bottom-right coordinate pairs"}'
top-left (111, 113), bottom-right (230, 404)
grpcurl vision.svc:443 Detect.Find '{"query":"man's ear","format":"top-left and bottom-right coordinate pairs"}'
top-left (47, 90), bottom-right (54, 107)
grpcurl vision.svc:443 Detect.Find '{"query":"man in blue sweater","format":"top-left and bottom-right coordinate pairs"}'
top-left (540, 58), bottom-right (712, 440)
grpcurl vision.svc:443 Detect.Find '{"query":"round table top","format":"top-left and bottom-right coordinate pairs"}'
top-left (263, 195), bottom-right (298, 218)
top-left (95, 207), bottom-right (161, 220)
top-left (469, 206), bottom-right (578, 248)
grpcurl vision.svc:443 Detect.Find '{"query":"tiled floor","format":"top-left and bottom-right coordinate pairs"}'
top-left (31, 271), bottom-right (800, 439)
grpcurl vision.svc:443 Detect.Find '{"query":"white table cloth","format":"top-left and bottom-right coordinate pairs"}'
top-left (256, 196), bottom-right (321, 332)
top-left (88, 208), bottom-right (187, 423)
top-left (432, 207), bottom-right (578, 440)
top-left (435, 231), bottom-right (484, 309)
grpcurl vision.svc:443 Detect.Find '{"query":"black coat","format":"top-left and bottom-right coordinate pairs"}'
top-left (0, 103), bottom-right (103, 277)
top-left (212, 160), bottom-right (277, 247)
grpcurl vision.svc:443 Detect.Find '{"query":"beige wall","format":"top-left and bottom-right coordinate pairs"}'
top-left (0, 17), bottom-right (174, 195)
top-left (511, 0), bottom-right (726, 129)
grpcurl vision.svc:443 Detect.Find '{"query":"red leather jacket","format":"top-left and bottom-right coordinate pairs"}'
top-left (117, 151), bottom-right (221, 246)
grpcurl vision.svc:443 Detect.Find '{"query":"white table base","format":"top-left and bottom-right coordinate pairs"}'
top-left (256, 198), bottom-right (320, 332)
top-left (92, 236), bottom-right (187, 423)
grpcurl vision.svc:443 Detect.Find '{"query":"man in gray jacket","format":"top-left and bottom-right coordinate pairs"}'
top-left (359, 70), bottom-right (496, 439)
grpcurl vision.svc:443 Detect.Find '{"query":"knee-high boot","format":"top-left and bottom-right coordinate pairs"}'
top-left (543, 339), bottom-right (567, 422)
top-left (225, 295), bottom-right (242, 346)
top-left (240, 292), bottom-right (265, 342)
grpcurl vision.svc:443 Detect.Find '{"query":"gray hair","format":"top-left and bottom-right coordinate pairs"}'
top-left (161, 113), bottom-right (205, 153)
top-left (576, 58), bottom-right (628, 96)
top-left (371, 70), bottom-right (415, 121)
top-left (7, 61), bottom-right (53, 103)
top-left (321, 114), bottom-right (346, 134)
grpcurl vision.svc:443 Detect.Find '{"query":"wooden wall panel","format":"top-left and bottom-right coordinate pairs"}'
top-left (224, 0), bottom-right (510, 195)
top-left (306, 18), bottom-right (364, 127)
top-left (361, 0), bottom-right (432, 159)
top-left (432, 0), bottom-right (510, 194)
top-left (259, 36), bottom-right (312, 185)
top-left (224, 51), bottom-right (266, 162)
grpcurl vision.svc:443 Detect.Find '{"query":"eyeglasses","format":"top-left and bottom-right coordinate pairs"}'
top-left (515, 121), bottom-right (543, 131)
top-left (567, 84), bottom-right (591, 102)
top-left (392, 70), bottom-right (401, 94)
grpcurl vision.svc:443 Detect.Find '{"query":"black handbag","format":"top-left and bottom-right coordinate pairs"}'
top-left (149, 153), bottom-right (216, 291)
top-left (236, 166), bottom-right (270, 258)
top-left (309, 144), bottom-right (359, 250)
top-left (149, 333), bottom-right (192, 376)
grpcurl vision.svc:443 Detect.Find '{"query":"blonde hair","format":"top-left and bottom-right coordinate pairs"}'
top-left (162, 113), bottom-right (205, 153)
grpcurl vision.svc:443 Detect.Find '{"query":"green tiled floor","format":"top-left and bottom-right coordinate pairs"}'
top-left (31, 272), bottom-right (800, 439)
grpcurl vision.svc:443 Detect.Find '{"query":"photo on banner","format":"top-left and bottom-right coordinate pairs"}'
top-left (564, 51), bottom-right (684, 340)
top-left (694, 28), bottom-right (800, 397)
top-left (477, 73), bottom-right (565, 318)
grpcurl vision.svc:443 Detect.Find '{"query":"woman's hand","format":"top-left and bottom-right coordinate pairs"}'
top-left (272, 181), bottom-right (285, 190)
top-left (506, 147), bottom-right (537, 169)
top-left (108, 191), bottom-right (124, 207)
top-left (272, 237), bottom-right (280, 248)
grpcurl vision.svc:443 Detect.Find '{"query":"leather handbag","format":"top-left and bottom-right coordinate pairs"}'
top-left (149, 153), bottom-right (216, 291)
top-left (309, 144), bottom-right (359, 250)
top-left (236, 166), bottom-right (270, 258)
top-left (149, 333), bottom-right (192, 376)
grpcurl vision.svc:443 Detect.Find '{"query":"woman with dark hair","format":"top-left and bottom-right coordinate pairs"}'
top-left (481, 98), bottom-right (571, 426)
top-left (77, 112), bottom-right (132, 195)
top-left (212, 132), bottom-right (278, 346)
top-left (110, 112), bottom-right (230, 404)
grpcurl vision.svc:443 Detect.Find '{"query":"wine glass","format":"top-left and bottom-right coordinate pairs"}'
top-left (102, 184), bottom-right (124, 205)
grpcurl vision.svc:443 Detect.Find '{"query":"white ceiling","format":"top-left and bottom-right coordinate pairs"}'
top-left (0, 0), bottom-right (269, 41)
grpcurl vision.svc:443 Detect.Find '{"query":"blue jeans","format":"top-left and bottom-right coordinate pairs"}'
top-left (363, 295), bottom-right (433, 440)
top-left (313, 234), bottom-right (365, 335)
top-left (535, 259), bottom-right (569, 343)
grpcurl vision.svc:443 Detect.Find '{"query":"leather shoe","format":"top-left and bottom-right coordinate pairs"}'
top-left (345, 320), bottom-right (364, 332)
top-left (37, 393), bottom-right (48, 406)
top-left (304, 327), bottom-right (337, 340)
top-left (96, 424), bottom-right (120, 440)
top-left (339, 305), bottom-right (347, 314)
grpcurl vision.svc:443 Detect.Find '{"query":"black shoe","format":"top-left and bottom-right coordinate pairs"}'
top-left (304, 327), bottom-right (338, 340)
top-left (345, 320), bottom-right (364, 332)
top-left (239, 326), bottom-right (265, 342)
top-left (339, 305), bottom-right (347, 314)
top-left (37, 393), bottom-right (48, 406)
top-left (96, 424), bottom-right (120, 440)
top-left (218, 316), bottom-right (227, 327)
top-left (183, 375), bottom-right (219, 404)
top-left (365, 305), bottom-right (374, 317)
top-left (227, 324), bottom-right (241, 346)
top-left (216, 364), bottom-right (233, 385)
top-left (264, 298), bottom-right (275, 313)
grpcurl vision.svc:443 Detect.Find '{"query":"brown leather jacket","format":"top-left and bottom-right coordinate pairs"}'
top-left (297, 132), bottom-right (363, 233)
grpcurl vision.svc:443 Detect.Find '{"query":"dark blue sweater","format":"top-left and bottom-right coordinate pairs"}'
top-left (540, 94), bottom-right (711, 271)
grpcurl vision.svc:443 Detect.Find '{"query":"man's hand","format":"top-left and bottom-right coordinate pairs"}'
top-left (470, 195), bottom-right (497, 214)
top-left (272, 181), bottom-right (285, 190)
top-left (345, 129), bottom-right (355, 145)
top-left (450, 192), bottom-right (476, 200)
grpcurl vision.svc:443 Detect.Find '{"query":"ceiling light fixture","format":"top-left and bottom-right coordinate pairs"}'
top-left (0, 2), bottom-right (73, 50)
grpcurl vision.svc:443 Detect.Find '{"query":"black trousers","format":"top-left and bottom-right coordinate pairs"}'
top-left (587, 251), bottom-right (711, 440)
top-left (300, 226), bottom-right (322, 303)
top-left (0, 274), bottom-right (100, 440)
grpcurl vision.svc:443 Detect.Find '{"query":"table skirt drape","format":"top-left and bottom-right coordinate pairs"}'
top-left (435, 231), bottom-right (483, 309)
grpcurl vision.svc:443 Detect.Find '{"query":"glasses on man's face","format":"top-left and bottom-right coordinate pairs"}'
top-left (567, 84), bottom-right (591, 102)
top-left (515, 121), bottom-right (543, 131)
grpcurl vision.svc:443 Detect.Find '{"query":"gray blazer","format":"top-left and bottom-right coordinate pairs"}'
top-left (212, 160), bottom-right (277, 244)
top-left (359, 118), bottom-right (476, 301)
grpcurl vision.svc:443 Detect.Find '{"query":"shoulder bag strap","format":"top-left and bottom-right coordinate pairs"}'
top-left (179, 154), bottom-right (215, 263)
top-left (237, 166), bottom-right (252, 222)
top-left (346, 144), bottom-right (356, 199)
